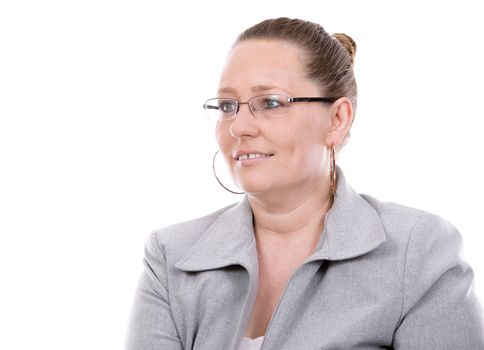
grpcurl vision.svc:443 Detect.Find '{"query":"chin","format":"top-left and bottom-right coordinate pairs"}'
top-left (233, 177), bottom-right (274, 194)
top-left (229, 166), bottom-right (279, 193)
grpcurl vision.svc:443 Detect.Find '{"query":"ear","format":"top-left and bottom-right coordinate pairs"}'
top-left (326, 97), bottom-right (353, 148)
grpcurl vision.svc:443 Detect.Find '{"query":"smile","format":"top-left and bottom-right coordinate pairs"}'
top-left (237, 153), bottom-right (273, 160)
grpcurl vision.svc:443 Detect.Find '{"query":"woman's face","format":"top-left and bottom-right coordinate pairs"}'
top-left (215, 39), bottom-right (339, 195)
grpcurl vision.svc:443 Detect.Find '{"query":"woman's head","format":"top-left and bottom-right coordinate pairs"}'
top-left (213, 18), bottom-right (357, 198)
top-left (235, 18), bottom-right (358, 126)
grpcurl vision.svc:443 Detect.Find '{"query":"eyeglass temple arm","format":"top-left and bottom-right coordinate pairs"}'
top-left (289, 97), bottom-right (339, 103)
top-left (203, 104), bottom-right (220, 110)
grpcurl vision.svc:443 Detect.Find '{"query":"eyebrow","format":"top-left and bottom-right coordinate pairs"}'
top-left (217, 84), bottom-right (284, 95)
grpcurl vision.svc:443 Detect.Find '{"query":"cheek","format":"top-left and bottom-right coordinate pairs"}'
top-left (288, 115), bottom-right (324, 149)
top-left (215, 123), bottom-right (230, 149)
top-left (215, 124), bottom-right (235, 166)
top-left (284, 119), bottom-right (326, 168)
top-left (293, 138), bottom-right (323, 167)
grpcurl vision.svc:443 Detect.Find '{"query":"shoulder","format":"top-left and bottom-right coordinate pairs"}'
top-left (361, 192), bottom-right (460, 246)
top-left (361, 192), bottom-right (470, 306)
top-left (145, 201), bottom-right (240, 262)
top-left (361, 192), bottom-right (466, 287)
top-left (360, 192), bottom-right (466, 280)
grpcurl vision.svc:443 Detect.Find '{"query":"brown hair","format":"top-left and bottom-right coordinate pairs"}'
top-left (234, 17), bottom-right (357, 150)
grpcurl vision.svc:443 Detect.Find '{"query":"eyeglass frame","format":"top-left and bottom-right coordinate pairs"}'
top-left (202, 94), bottom-right (341, 121)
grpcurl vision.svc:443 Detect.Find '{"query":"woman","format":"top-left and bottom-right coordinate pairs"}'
top-left (125, 18), bottom-right (484, 349)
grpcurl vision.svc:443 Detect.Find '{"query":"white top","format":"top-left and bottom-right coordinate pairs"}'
top-left (238, 336), bottom-right (265, 350)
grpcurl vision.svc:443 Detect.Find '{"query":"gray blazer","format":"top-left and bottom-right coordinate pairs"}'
top-left (125, 166), bottom-right (484, 349)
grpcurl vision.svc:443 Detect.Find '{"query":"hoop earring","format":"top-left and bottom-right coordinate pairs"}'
top-left (212, 150), bottom-right (245, 195)
top-left (330, 145), bottom-right (337, 196)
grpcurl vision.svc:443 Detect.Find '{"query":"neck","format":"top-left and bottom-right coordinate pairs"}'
top-left (247, 177), bottom-right (333, 248)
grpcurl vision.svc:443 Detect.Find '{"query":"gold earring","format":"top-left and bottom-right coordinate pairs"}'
top-left (212, 150), bottom-right (245, 195)
top-left (330, 145), bottom-right (336, 196)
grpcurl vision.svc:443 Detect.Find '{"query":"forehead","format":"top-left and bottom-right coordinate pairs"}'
top-left (218, 39), bottom-right (317, 96)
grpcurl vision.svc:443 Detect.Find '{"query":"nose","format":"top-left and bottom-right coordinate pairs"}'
top-left (229, 102), bottom-right (259, 139)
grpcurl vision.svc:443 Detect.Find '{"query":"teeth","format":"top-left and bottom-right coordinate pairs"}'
top-left (238, 153), bottom-right (272, 160)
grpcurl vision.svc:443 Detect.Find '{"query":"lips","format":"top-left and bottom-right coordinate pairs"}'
top-left (233, 150), bottom-right (274, 161)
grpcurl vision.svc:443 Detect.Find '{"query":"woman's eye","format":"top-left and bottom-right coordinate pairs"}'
top-left (220, 101), bottom-right (236, 113)
top-left (263, 98), bottom-right (282, 109)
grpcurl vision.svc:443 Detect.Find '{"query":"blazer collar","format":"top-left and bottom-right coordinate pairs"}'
top-left (174, 165), bottom-right (386, 272)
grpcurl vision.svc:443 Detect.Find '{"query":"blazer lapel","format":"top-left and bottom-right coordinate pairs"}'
top-left (310, 165), bottom-right (387, 262)
top-left (173, 195), bottom-right (259, 350)
top-left (174, 194), bottom-right (257, 274)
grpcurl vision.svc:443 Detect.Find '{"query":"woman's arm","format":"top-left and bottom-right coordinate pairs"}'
top-left (393, 215), bottom-right (484, 349)
top-left (124, 231), bottom-right (184, 350)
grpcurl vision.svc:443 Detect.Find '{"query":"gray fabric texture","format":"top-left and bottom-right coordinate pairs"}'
top-left (125, 165), bottom-right (484, 349)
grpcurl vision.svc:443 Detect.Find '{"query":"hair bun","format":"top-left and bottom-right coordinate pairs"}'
top-left (332, 33), bottom-right (357, 64)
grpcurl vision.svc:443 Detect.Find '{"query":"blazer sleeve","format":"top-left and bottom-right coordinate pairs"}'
top-left (393, 214), bottom-right (484, 349)
top-left (124, 231), bottom-right (184, 350)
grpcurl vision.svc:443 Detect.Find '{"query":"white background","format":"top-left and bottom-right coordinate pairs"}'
top-left (1, 1), bottom-right (483, 349)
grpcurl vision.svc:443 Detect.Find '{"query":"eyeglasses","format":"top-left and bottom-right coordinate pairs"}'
top-left (202, 94), bottom-right (340, 122)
